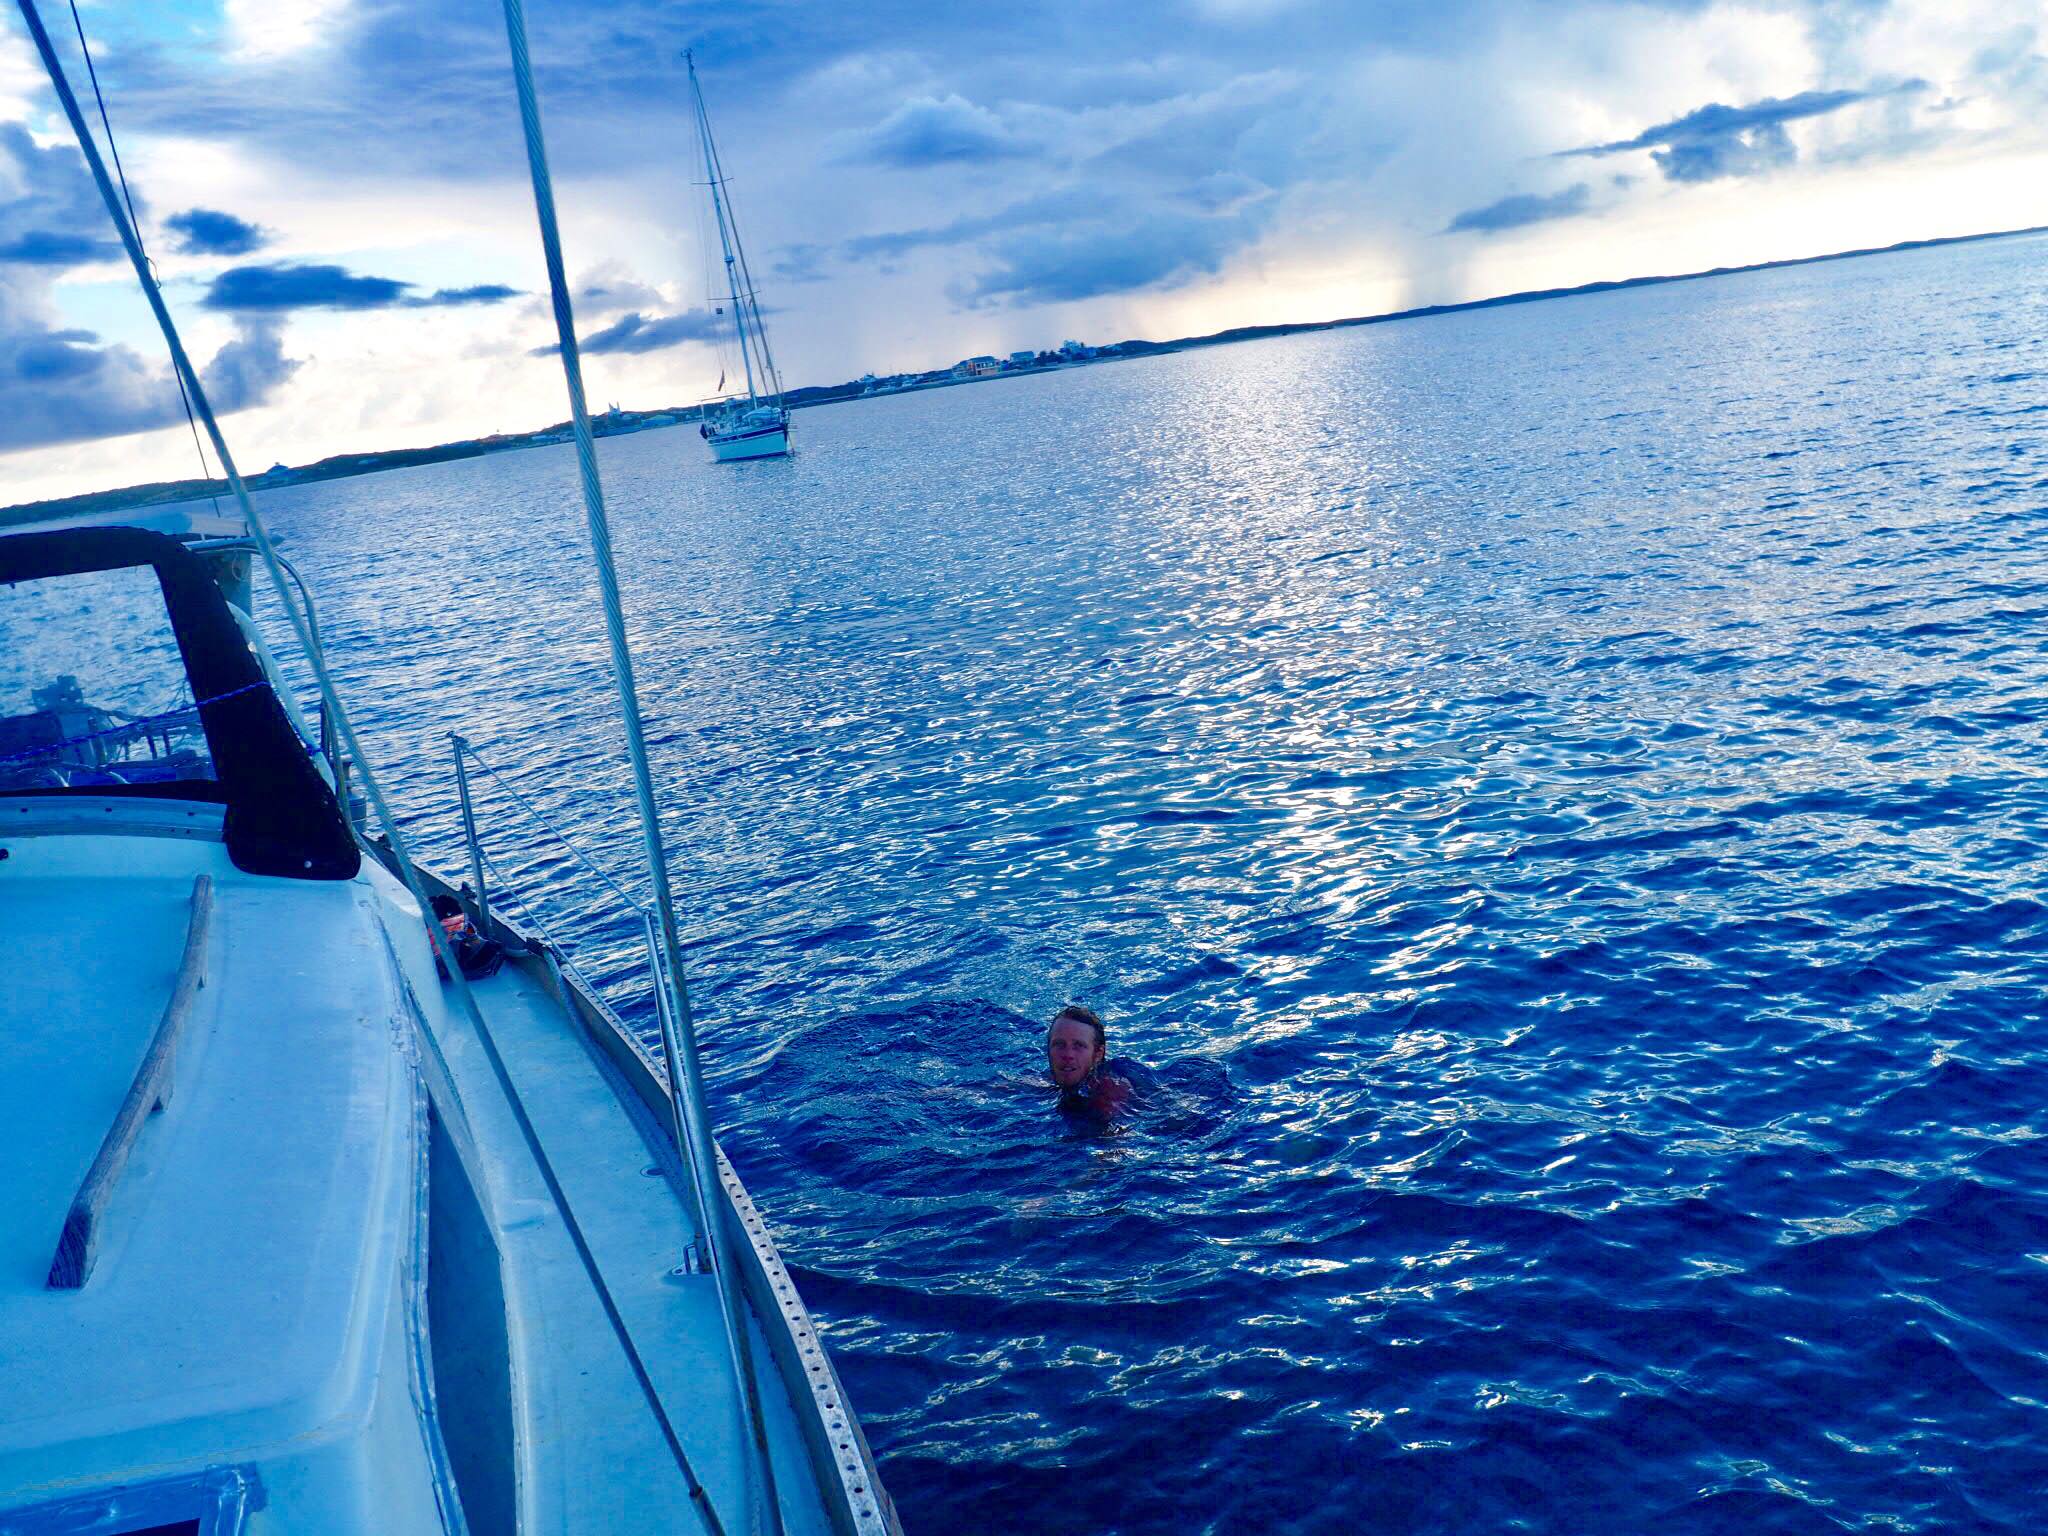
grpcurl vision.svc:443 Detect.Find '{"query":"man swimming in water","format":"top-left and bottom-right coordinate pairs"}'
top-left (1046, 1004), bottom-right (1154, 1122)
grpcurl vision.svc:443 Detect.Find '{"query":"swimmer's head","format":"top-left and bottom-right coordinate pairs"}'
top-left (1046, 1004), bottom-right (1105, 1089)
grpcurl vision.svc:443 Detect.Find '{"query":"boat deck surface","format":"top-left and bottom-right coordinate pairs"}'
top-left (424, 924), bottom-right (837, 1536)
top-left (0, 835), bottom-right (423, 1512)
top-left (0, 829), bottom-right (852, 1533)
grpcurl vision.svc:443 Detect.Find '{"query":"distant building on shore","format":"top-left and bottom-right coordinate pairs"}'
top-left (1007, 350), bottom-right (1036, 367)
top-left (1059, 339), bottom-right (1093, 359)
top-left (954, 355), bottom-right (1001, 378)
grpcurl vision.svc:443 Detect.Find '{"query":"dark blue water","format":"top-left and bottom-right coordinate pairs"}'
top-left (254, 232), bottom-right (2048, 1534)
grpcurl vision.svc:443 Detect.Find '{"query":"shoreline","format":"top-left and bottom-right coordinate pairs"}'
top-left (5, 220), bottom-right (2040, 526)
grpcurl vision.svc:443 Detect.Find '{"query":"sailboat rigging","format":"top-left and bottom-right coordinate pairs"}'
top-left (688, 51), bottom-right (791, 461)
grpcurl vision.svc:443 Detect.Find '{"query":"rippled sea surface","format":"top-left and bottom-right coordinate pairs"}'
top-left (252, 233), bottom-right (2048, 1534)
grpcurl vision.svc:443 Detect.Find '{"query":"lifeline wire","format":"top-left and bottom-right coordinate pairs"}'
top-left (453, 736), bottom-right (651, 916)
top-left (495, 7), bottom-right (785, 1532)
top-left (13, 7), bottom-right (728, 1532)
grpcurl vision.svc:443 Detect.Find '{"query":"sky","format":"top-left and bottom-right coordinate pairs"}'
top-left (2, 0), bottom-right (2046, 502)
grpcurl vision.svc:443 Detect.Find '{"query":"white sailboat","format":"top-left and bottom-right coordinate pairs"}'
top-left (688, 52), bottom-right (792, 462)
top-left (0, 4), bottom-right (896, 1533)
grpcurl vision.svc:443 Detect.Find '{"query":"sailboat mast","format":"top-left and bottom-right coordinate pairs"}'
top-left (687, 52), bottom-right (758, 406)
top-left (708, 125), bottom-right (783, 406)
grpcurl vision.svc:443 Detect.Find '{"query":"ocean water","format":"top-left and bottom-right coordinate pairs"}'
top-left (251, 232), bottom-right (2048, 1534)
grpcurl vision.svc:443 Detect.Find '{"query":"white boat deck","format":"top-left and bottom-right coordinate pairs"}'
top-left (0, 826), bottom-right (859, 1533)
top-left (0, 834), bottom-right (437, 1524)
top-left (424, 923), bottom-right (836, 1535)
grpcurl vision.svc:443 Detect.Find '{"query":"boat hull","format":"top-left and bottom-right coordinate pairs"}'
top-left (708, 421), bottom-right (790, 461)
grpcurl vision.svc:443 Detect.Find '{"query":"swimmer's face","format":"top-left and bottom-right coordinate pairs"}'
top-left (1047, 1018), bottom-right (1103, 1089)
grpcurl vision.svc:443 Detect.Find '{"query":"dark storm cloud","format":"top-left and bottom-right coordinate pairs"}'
top-left (843, 189), bottom-right (1122, 264)
top-left (0, 230), bottom-right (117, 265)
top-left (849, 94), bottom-right (1035, 166)
top-left (967, 212), bottom-right (1251, 306)
top-left (164, 208), bottom-right (269, 256)
top-left (1444, 182), bottom-right (1592, 234)
top-left (1566, 83), bottom-right (1929, 183)
top-left (831, 73), bottom-right (1307, 302)
top-left (527, 308), bottom-right (725, 356)
top-left (200, 263), bottom-right (519, 312)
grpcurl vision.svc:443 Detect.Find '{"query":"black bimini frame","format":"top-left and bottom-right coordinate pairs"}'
top-left (0, 525), bottom-right (358, 880)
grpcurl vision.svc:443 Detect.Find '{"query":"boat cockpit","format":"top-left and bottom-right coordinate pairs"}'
top-left (0, 525), bottom-right (355, 878)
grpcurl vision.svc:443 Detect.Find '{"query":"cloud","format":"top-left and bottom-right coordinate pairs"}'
top-left (224, 0), bottom-right (355, 62)
top-left (200, 262), bottom-right (518, 311)
top-left (0, 124), bottom-right (120, 270)
top-left (13, 0), bottom-right (2047, 490)
top-left (841, 154), bottom-right (1285, 304)
top-left (203, 262), bottom-right (407, 310)
top-left (967, 212), bottom-right (1248, 305)
top-left (0, 122), bottom-right (295, 450)
top-left (851, 94), bottom-right (1034, 166)
top-left (0, 230), bottom-right (118, 265)
top-left (1186, 170), bottom-right (1271, 213)
top-left (771, 242), bottom-right (833, 283)
top-left (528, 308), bottom-right (726, 357)
top-left (201, 315), bottom-right (301, 412)
top-left (164, 207), bottom-right (269, 256)
top-left (575, 267), bottom-right (667, 314)
top-left (833, 72), bottom-right (1308, 302)
top-left (0, 306), bottom-right (300, 452)
top-left (1566, 83), bottom-right (1929, 183)
top-left (844, 188), bottom-right (1120, 264)
top-left (428, 283), bottom-right (521, 305)
top-left (1444, 182), bottom-right (1592, 235)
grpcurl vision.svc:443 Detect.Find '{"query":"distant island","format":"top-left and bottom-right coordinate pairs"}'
top-left (8, 222), bottom-right (2040, 525)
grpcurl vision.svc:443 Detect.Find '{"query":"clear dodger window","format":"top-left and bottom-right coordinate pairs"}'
top-left (0, 564), bottom-right (215, 794)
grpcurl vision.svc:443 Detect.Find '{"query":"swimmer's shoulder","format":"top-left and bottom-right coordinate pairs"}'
top-left (1102, 1056), bottom-right (1158, 1090)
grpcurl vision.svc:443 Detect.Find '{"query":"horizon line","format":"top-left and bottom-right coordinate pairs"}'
top-left (6, 219), bottom-right (2043, 518)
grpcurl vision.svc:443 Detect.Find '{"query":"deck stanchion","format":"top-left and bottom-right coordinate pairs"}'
top-left (450, 735), bottom-right (490, 928)
top-left (643, 911), bottom-right (711, 1254)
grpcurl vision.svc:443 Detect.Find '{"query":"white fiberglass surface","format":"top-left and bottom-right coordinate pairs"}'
top-left (0, 837), bottom-right (215, 1291)
top-left (0, 839), bottom-right (416, 1496)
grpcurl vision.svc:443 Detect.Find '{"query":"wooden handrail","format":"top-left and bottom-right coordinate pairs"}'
top-left (47, 872), bottom-right (214, 1290)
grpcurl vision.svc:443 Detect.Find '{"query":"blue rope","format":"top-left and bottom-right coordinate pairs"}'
top-left (0, 680), bottom-right (265, 767)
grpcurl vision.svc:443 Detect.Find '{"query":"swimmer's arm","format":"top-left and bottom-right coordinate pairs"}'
top-left (1093, 1073), bottom-right (1134, 1113)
